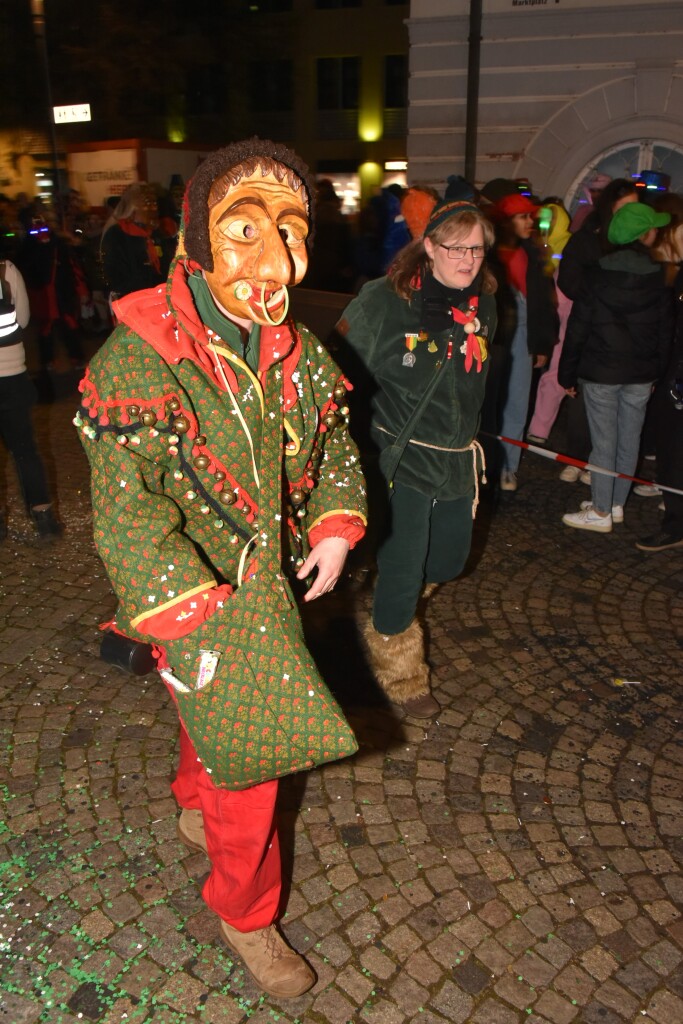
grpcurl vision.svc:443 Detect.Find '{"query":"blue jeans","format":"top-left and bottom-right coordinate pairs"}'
top-left (500, 292), bottom-right (533, 473)
top-left (580, 380), bottom-right (653, 513)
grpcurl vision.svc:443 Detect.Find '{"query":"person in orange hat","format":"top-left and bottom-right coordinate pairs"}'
top-left (480, 191), bottom-right (559, 491)
top-left (400, 186), bottom-right (439, 240)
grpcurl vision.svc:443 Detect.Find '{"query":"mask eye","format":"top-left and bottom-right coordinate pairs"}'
top-left (224, 218), bottom-right (257, 241)
top-left (279, 222), bottom-right (307, 248)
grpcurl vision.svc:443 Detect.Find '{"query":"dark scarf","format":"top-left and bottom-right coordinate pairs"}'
top-left (419, 271), bottom-right (480, 332)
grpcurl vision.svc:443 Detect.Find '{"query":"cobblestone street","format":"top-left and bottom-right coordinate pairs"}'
top-left (1, 367), bottom-right (682, 1024)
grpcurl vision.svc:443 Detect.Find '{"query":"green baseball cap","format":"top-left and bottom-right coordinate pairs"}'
top-left (608, 202), bottom-right (671, 245)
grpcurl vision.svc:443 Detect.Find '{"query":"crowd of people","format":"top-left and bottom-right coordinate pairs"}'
top-left (1, 164), bottom-right (682, 551)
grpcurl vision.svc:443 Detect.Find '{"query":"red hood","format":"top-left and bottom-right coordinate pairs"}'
top-left (114, 258), bottom-right (303, 410)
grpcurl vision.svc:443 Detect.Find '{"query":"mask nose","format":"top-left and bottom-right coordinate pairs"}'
top-left (254, 226), bottom-right (294, 285)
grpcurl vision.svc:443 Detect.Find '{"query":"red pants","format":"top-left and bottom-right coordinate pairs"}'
top-left (171, 722), bottom-right (282, 931)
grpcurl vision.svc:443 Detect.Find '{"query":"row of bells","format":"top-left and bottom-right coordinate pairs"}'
top-left (125, 383), bottom-right (348, 509)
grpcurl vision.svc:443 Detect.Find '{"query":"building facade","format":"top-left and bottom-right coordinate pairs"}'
top-left (242, 0), bottom-right (410, 212)
top-left (407, 0), bottom-right (683, 206)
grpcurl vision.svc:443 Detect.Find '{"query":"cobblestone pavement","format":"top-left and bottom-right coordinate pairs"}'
top-left (1, 367), bottom-right (682, 1024)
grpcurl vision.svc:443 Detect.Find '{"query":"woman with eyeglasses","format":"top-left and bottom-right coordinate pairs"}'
top-left (335, 196), bottom-right (497, 718)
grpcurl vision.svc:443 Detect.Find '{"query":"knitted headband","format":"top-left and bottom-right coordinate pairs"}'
top-left (183, 137), bottom-right (316, 271)
top-left (424, 199), bottom-right (482, 237)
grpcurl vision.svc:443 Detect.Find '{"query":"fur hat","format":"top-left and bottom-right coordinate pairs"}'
top-left (401, 187), bottom-right (438, 239)
top-left (183, 137), bottom-right (316, 271)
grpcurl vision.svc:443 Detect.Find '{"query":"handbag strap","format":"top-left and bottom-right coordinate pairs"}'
top-left (381, 336), bottom-right (454, 484)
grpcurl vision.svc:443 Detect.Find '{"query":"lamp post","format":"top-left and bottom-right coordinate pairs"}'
top-left (30, 0), bottom-right (62, 213)
top-left (464, 0), bottom-right (483, 184)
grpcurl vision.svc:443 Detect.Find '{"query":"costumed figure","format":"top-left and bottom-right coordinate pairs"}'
top-left (336, 195), bottom-right (497, 718)
top-left (75, 139), bottom-right (367, 999)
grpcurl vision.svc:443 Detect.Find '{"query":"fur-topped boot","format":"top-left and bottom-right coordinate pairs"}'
top-left (364, 618), bottom-right (440, 718)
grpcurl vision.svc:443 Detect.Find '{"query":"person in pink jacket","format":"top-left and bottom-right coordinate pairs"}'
top-left (526, 202), bottom-right (573, 444)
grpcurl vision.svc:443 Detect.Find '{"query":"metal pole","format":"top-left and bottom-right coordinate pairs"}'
top-left (464, 0), bottom-right (483, 184)
top-left (30, 0), bottom-right (62, 218)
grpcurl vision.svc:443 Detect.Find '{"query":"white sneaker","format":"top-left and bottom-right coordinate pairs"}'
top-left (563, 507), bottom-right (612, 532)
top-left (582, 500), bottom-right (623, 523)
top-left (634, 483), bottom-right (662, 497)
top-left (500, 470), bottom-right (518, 491)
top-left (579, 470), bottom-right (591, 485)
top-left (559, 465), bottom-right (581, 483)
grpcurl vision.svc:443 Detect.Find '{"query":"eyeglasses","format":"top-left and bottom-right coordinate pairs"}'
top-left (439, 243), bottom-right (486, 261)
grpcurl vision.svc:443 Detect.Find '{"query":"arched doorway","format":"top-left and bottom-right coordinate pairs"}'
top-left (566, 140), bottom-right (683, 216)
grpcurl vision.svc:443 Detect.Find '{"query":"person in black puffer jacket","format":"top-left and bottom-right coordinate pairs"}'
top-left (558, 202), bottom-right (673, 533)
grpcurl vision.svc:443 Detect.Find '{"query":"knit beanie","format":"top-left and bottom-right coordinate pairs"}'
top-left (424, 199), bottom-right (481, 238)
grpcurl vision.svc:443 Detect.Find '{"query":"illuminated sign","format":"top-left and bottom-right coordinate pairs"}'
top-left (53, 104), bottom-right (92, 124)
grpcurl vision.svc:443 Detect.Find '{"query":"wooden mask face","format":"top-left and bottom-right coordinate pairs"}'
top-left (204, 170), bottom-right (309, 326)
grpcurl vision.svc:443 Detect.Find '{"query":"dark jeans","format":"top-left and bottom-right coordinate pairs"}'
top-left (373, 481), bottom-right (474, 635)
top-left (0, 373), bottom-right (51, 509)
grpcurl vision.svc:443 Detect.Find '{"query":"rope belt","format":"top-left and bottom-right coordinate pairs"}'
top-left (376, 425), bottom-right (486, 518)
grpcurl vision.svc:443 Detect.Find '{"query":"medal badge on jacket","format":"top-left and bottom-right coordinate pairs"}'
top-left (403, 330), bottom-right (438, 366)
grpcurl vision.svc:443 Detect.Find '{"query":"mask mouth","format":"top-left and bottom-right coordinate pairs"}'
top-left (248, 283), bottom-right (289, 326)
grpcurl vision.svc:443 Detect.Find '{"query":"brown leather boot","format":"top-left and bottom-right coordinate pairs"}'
top-left (220, 920), bottom-right (316, 998)
top-left (176, 808), bottom-right (208, 855)
top-left (364, 619), bottom-right (440, 718)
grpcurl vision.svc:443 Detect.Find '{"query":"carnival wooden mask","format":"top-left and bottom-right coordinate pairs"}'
top-left (204, 170), bottom-right (309, 326)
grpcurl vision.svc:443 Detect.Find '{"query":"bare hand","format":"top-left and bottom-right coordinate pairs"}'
top-left (565, 387), bottom-right (577, 398)
top-left (297, 536), bottom-right (350, 601)
top-left (534, 354), bottom-right (549, 369)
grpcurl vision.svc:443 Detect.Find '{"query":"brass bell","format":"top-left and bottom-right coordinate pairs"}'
top-left (333, 384), bottom-right (347, 402)
top-left (322, 411), bottom-right (338, 429)
top-left (167, 398), bottom-right (181, 412)
top-left (172, 415), bottom-right (190, 434)
top-left (195, 434), bottom-right (207, 447)
top-left (128, 404), bottom-right (140, 418)
top-left (194, 455), bottom-right (210, 471)
top-left (219, 488), bottom-right (237, 506)
top-left (290, 488), bottom-right (306, 506)
top-left (214, 470), bottom-right (226, 481)
top-left (141, 410), bottom-right (157, 427)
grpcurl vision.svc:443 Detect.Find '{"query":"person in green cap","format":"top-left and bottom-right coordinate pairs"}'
top-left (558, 201), bottom-right (673, 533)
